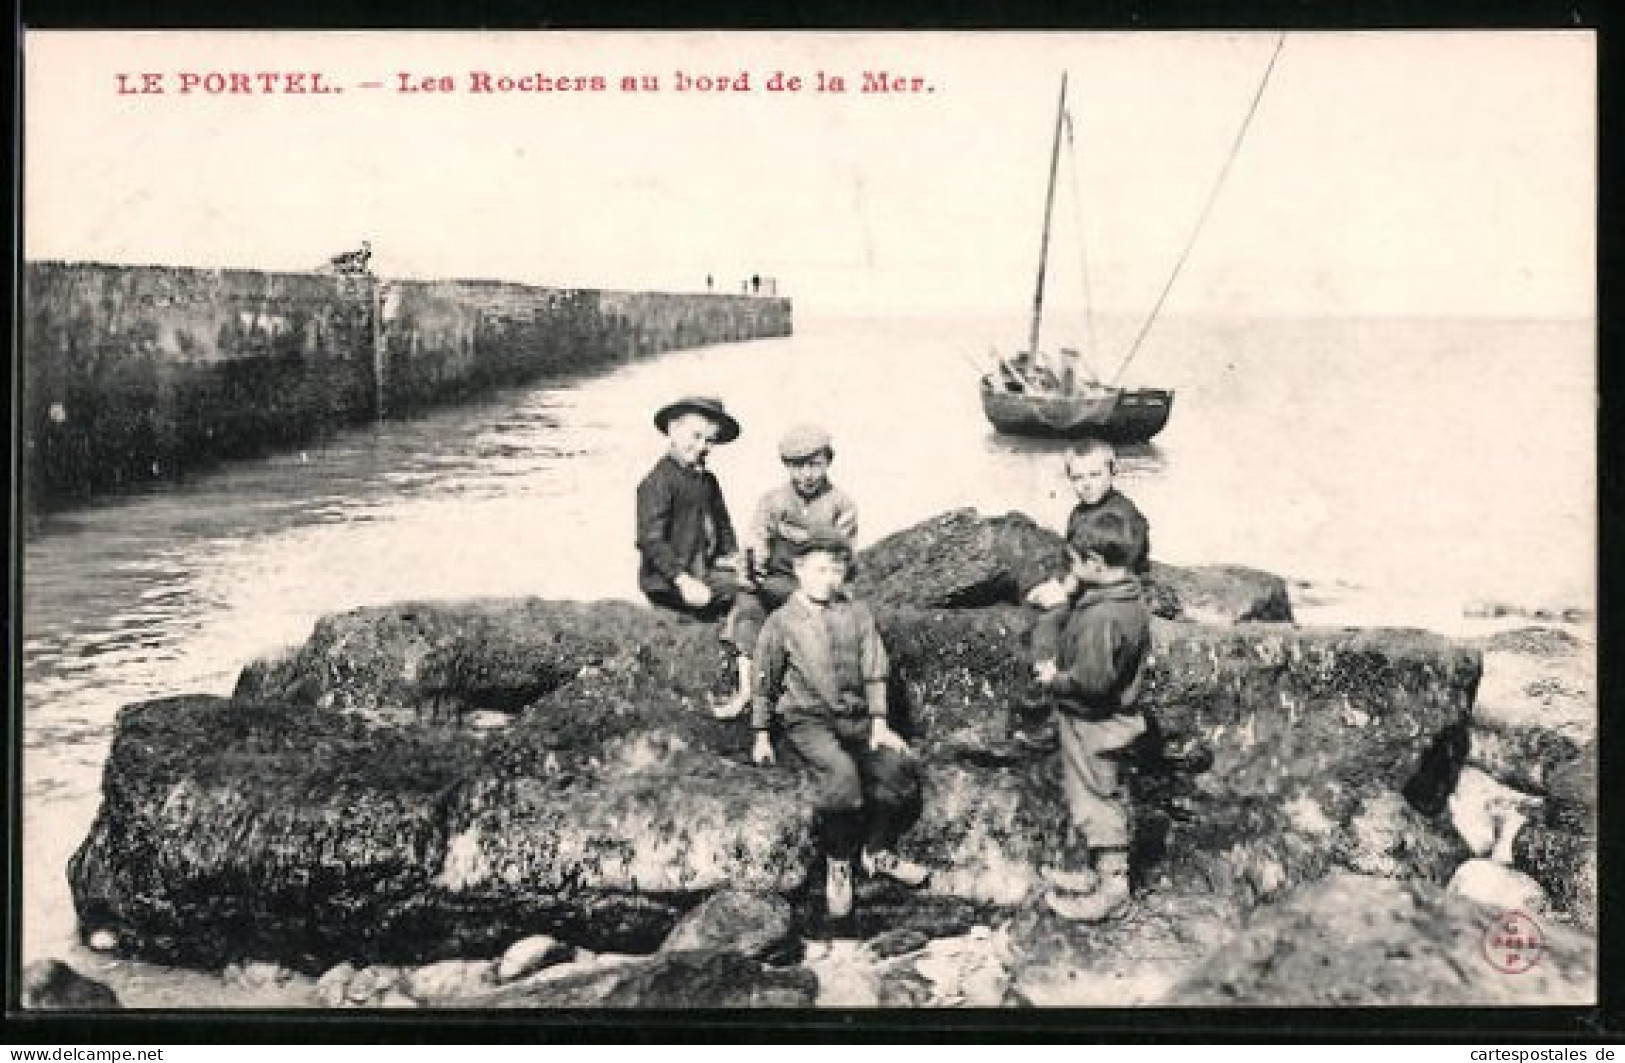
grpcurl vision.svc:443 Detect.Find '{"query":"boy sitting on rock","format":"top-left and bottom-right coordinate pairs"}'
top-left (1034, 510), bottom-right (1151, 923)
top-left (750, 533), bottom-right (932, 918)
top-left (635, 395), bottom-right (749, 627)
top-left (712, 423), bottom-right (859, 720)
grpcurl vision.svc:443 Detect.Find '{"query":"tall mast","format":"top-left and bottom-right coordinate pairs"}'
top-left (1026, 72), bottom-right (1068, 367)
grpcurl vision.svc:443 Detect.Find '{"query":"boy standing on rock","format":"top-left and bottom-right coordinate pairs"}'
top-left (1025, 440), bottom-right (1151, 677)
top-left (636, 396), bottom-right (749, 634)
top-left (1035, 510), bottom-right (1151, 923)
top-left (749, 533), bottom-right (933, 918)
top-left (711, 424), bottom-right (859, 720)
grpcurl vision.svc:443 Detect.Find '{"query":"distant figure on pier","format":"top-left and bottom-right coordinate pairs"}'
top-left (326, 240), bottom-right (373, 277)
top-left (707, 274), bottom-right (714, 293)
top-left (751, 274), bottom-right (762, 296)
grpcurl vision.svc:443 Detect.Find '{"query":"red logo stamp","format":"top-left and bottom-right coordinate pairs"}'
top-left (1482, 910), bottom-right (1545, 974)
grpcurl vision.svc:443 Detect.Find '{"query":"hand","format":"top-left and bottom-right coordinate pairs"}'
top-left (869, 719), bottom-right (912, 756)
top-left (752, 731), bottom-right (776, 765)
top-left (675, 573), bottom-right (713, 609)
top-left (776, 517), bottom-right (809, 543)
top-left (1034, 660), bottom-right (1059, 686)
top-left (1025, 578), bottom-right (1070, 610)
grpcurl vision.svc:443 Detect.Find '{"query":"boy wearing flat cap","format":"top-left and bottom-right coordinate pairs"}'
top-left (750, 533), bottom-right (933, 919)
top-left (711, 423), bottom-right (859, 720)
top-left (636, 396), bottom-right (747, 623)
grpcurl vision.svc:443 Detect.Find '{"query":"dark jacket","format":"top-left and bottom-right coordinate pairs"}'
top-left (1066, 489), bottom-right (1151, 575)
top-left (636, 455), bottom-right (738, 598)
top-left (1049, 578), bottom-right (1150, 719)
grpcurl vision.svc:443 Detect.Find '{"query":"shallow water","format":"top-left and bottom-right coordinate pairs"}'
top-left (20, 310), bottom-right (1594, 983)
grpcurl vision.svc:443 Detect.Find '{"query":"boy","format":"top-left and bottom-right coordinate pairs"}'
top-left (750, 533), bottom-right (932, 918)
top-left (711, 423), bottom-right (859, 720)
top-left (1034, 510), bottom-right (1151, 922)
top-left (1026, 439), bottom-right (1151, 676)
top-left (635, 396), bottom-right (746, 624)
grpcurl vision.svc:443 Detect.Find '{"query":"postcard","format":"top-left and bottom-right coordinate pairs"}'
top-left (16, 29), bottom-right (1597, 1017)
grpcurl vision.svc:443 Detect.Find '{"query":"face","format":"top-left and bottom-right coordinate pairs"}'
top-left (666, 413), bottom-right (721, 467)
top-left (794, 551), bottom-right (849, 601)
top-left (1070, 548), bottom-right (1109, 586)
top-left (785, 452), bottom-right (832, 496)
top-left (1066, 450), bottom-right (1114, 506)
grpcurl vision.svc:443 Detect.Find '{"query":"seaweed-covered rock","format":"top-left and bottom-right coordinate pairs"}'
top-left (1468, 723), bottom-right (1585, 798)
top-left (1162, 872), bottom-right (1594, 1005)
top-left (1514, 823), bottom-right (1596, 931)
top-left (467, 949), bottom-right (818, 1008)
top-left (1147, 562), bottom-right (1293, 624)
top-left (849, 508), bottom-right (1291, 624)
top-left (72, 511), bottom-right (1483, 974)
top-left (1005, 890), bottom-right (1241, 1007)
top-left (20, 959), bottom-right (121, 1010)
top-left (659, 890), bottom-right (795, 961)
top-left (850, 509), bottom-right (1067, 608)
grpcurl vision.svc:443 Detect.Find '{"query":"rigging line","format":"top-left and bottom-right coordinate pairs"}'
top-left (1109, 32), bottom-right (1287, 386)
top-left (1062, 105), bottom-right (1102, 382)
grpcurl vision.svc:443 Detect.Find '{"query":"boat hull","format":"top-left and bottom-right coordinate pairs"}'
top-left (980, 381), bottom-right (1174, 443)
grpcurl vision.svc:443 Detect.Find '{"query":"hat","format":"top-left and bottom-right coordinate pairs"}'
top-left (778, 423), bottom-right (833, 462)
top-left (792, 528), bottom-right (854, 561)
top-left (654, 396), bottom-right (740, 444)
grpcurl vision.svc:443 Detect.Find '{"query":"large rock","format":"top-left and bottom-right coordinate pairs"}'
top-left (20, 959), bottom-right (121, 1010)
top-left (659, 889), bottom-right (796, 961)
top-left (1163, 872), bottom-right (1594, 1005)
top-left (1005, 890), bottom-right (1241, 1006)
top-left (465, 949), bottom-right (817, 1008)
top-left (1147, 561), bottom-right (1293, 624)
top-left (850, 508), bottom-right (1292, 623)
top-left (72, 512), bottom-right (1479, 974)
top-left (850, 509), bottom-right (1067, 608)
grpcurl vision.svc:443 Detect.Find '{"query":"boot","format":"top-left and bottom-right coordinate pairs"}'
top-left (861, 847), bottom-right (932, 888)
top-left (1044, 848), bottom-right (1130, 923)
top-left (1040, 865), bottom-right (1100, 894)
top-left (826, 857), bottom-right (854, 918)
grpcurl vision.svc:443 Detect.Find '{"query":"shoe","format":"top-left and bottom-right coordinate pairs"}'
top-left (708, 692), bottom-right (749, 720)
top-left (826, 858), bottom-right (854, 918)
top-left (1045, 850), bottom-right (1130, 923)
top-left (860, 848), bottom-right (932, 888)
top-left (1015, 680), bottom-right (1051, 716)
top-left (1040, 865), bottom-right (1100, 894)
top-left (1160, 734), bottom-right (1214, 774)
top-left (1043, 872), bottom-right (1130, 923)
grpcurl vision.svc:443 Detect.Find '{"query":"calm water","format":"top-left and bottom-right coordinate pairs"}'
top-left (20, 311), bottom-right (1595, 965)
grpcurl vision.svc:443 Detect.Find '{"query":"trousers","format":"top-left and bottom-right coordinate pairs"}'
top-left (782, 715), bottom-right (921, 859)
top-left (1055, 710), bottom-right (1147, 849)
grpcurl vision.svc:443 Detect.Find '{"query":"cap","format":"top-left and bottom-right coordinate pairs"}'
top-left (778, 423), bottom-right (833, 461)
top-left (792, 528), bottom-right (854, 561)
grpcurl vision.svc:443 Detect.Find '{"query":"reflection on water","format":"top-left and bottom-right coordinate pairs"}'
top-left (20, 311), bottom-right (1594, 965)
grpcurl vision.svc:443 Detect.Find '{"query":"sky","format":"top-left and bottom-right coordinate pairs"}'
top-left (24, 30), bottom-right (1596, 318)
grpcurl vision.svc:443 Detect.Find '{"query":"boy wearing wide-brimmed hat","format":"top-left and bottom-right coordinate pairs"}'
top-left (635, 396), bottom-right (747, 623)
top-left (711, 423), bottom-right (859, 721)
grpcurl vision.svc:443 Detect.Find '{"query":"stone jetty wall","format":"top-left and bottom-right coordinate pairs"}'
top-left (22, 262), bottom-right (793, 504)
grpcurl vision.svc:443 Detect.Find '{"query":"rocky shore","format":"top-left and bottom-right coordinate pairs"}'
top-left (56, 510), bottom-right (1596, 1007)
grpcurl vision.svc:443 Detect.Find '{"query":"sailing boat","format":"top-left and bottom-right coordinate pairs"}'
top-left (979, 73), bottom-right (1175, 443)
top-left (981, 48), bottom-right (1281, 442)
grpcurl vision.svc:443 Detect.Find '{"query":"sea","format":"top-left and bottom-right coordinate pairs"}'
top-left (18, 311), bottom-right (1596, 994)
